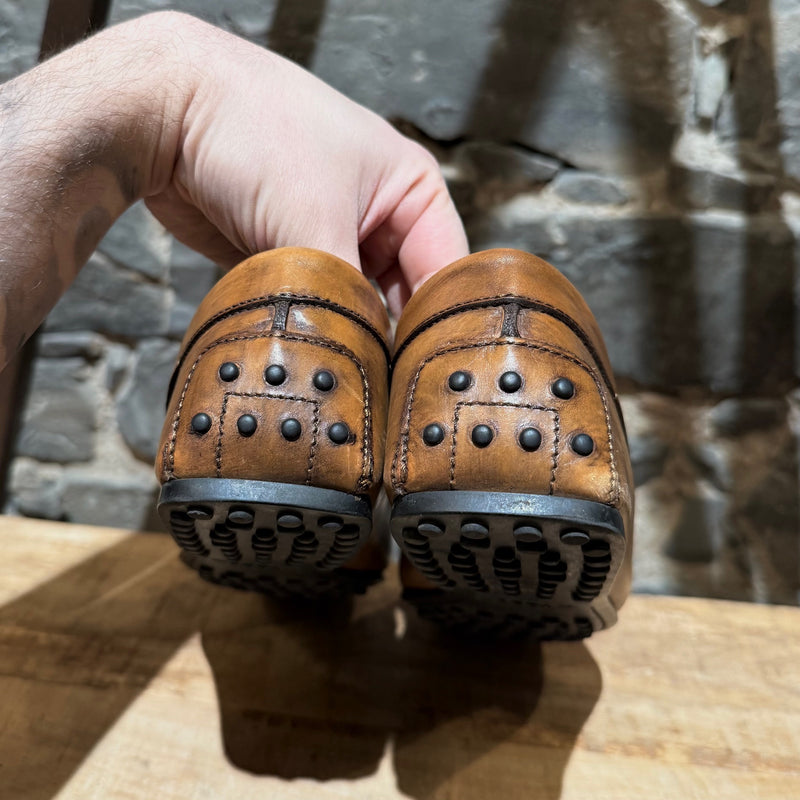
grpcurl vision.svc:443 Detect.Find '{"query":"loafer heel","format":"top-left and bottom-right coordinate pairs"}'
top-left (156, 248), bottom-right (391, 597)
top-left (159, 477), bottom-right (378, 597)
top-left (391, 489), bottom-right (625, 637)
top-left (386, 249), bottom-right (634, 638)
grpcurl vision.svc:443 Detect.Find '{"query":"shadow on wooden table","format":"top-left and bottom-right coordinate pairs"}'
top-left (0, 533), bottom-right (601, 800)
top-left (202, 578), bottom-right (603, 799)
top-left (0, 534), bottom-right (211, 800)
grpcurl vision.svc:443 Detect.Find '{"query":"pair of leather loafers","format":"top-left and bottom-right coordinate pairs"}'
top-left (156, 247), bottom-right (633, 639)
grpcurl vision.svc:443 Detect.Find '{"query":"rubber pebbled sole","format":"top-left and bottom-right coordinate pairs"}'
top-left (390, 490), bottom-right (627, 639)
top-left (158, 478), bottom-right (377, 599)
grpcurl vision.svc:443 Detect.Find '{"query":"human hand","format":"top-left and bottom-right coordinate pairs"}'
top-left (143, 12), bottom-right (468, 314)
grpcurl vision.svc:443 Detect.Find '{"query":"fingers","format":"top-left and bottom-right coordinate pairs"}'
top-left (396, 182), bottom-right (469, 293)
top-left (358, 143), bottom-right (469, 300)
top-left (145, 191), bottom-right (247, 270)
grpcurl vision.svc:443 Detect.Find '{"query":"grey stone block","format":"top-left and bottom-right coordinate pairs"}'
top-left (167, 246), bottom-right (221, 339)
top-left (109, 1), bottom-right (274, 35)
top-left (35, 332), bottom-right (106, 360)
top-left (695, 49), bottom-right (728, 122)
top-left (309, 0), bottom-right (694, 173)
top-left (773, 3), bottom-right (800, 181)
top-left (551, 171), bottom-right (629, 206)
top-left (61, 472), bottom-right (160, 531)
top-left (0, 0), bottom-right (48, 81)
top-left (167, 299), bottom-right (202, 341)
top-left (104, 343), bottom-right (133, 394)
top-left (454, 142), bottom-right (560, 185)
top-left (15, 358), bottom-right (97, 463)
top-left (8, 459), bottom-right (64, 520)
top-left (98, 202), bottom-right (172, 280)
top-left (44, 253), bottom-right (170, 339)
top-left (117, 338), bottom-right (181, 461)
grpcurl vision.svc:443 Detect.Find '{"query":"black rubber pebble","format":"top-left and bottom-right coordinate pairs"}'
top-left (281, 418), bottom-right (302, 441)
top-left (187, 506), bottom-right (213, 520)
top-left (277, 512), bottom-right (303, 529)
top-left (561, 529), bottom-right (590, 546)
top-left (423, 423), bottom-right (445, 446)
top-left (264, 364), bottom-right (286, 385)
top-left (519, 427), bottom-right (542, 451)
top-left (448, 371), bottom-right (471, 391)
top-left (313, 370), bottom-right (335, 391)
top-left (219, 362), bottom-right (239, 382)
top-left (471, 424), bottom-right (494, 447)
top-left (418, 519), bottom-right (445, 536)
top-left (228, 508), bottom-right (254, 526)
top-left (190, 413), bottom-right (212, 434)
top-left (572, 433), bottom-right (595, 456)
top-left (514, 524), bottom-right (543, 542)
top-left (461, 521), bottom-right (489, 538)
top-left (237, 414), bottom-right (258, 437)
top-left (552, 378), bottom-right (575, 399)
top-left (499, 371), bottom-right (522, 392)
top-left (328, 422), bottom-right (350, 444)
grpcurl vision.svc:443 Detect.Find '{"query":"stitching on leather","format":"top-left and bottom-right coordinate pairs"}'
top-left (167, 331), bottom-right (374, 493)
top-left (392, 295), bottom-right (622, 418)
top-left (392, 339), bottom-right (618, 506)
top-left (168, 291), bottom-right (390, 399)
top-left (215, 394), bottom-right (230, 478)
top-left (448, 400), bottom-right (559, 490)
top-left (550, 412), bottom-right (560, 495)
top-left (308, 401), bottom-right (320, 486)
top-left (449, 407), bottom-right (459, 488)
top-left (213, 391), bottom-right (320, 483)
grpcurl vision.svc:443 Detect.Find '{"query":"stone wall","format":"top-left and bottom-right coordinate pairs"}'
top-left (3, 0), bottom-right (799, 604)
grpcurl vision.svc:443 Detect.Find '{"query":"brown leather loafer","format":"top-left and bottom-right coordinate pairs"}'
top-left (385, 249), bottom-right (633, 638)
top-left (156, 248), bottom-right (390, 597)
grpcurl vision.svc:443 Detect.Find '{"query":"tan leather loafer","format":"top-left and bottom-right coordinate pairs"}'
top-left (386, 249), bottom-right (633, 638)
top-left (156, 248), bottom-right (390, 597)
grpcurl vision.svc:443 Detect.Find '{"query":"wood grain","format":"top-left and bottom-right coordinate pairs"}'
top-left (0, 515), bottom-right (797, 799)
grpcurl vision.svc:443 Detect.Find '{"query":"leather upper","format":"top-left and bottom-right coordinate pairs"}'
top-left (156, 248), bottom-right (390, 500)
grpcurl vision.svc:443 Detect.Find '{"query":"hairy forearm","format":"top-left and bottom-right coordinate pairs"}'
top-left (0, 12), bottom-right (194, 371)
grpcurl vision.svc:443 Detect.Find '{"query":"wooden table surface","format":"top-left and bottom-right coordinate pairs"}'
top-left (0, 515), bottom-right (798, 800)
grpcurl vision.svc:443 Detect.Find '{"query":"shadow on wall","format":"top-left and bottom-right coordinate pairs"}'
top-left (204, 589), bottom-right (601, 800)
top-left (0, 533), bottom-right (601, 799)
